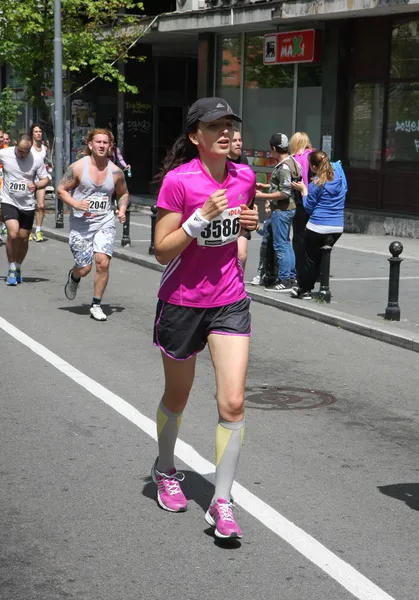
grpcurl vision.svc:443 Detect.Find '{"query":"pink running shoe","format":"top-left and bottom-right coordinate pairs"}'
top-left (151, 459), bottom-right (188, 513)
top-left (205, 498), bottom-right (242, 539)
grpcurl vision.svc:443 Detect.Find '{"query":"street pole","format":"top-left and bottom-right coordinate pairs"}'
top-left (54, 0), bottom-right (64, 228)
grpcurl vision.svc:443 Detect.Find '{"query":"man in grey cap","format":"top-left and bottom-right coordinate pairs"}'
top-left (255, 133), bottom-right (301, 291)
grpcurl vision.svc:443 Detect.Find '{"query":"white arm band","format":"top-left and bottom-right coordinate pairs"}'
top-left (182, 208), bottom-right (210, 238)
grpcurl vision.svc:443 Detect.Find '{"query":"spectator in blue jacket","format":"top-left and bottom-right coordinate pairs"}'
top-left (289, 150), bottom-right (347, 299)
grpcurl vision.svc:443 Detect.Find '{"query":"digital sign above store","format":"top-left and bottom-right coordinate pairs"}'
top-left (263, 30), bottom-right (321, 65)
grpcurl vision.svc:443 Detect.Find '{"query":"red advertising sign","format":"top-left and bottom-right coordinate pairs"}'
top-left (263, 30), bottom-right (321, 65)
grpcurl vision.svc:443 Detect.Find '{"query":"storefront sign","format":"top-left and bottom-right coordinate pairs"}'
top-left (264, 30), bottom-right (321, 65)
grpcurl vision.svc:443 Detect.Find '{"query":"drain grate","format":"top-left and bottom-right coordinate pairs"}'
top-left (245, 386), bottom-right (336, 411)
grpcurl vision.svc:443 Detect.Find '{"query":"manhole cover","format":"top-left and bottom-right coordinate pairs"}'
top-left (245, 386), bottom-right (336, 411)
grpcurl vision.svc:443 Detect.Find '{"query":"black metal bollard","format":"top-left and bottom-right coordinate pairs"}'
top-left (55, 196), bottom-right (64, 229)
top-left (121, 203), bottom-right (131, 248)
top-left (149, 205), bottom-right (157, 256)
top-left (385, 241), bottom-right (403, 321)
top-left (319, 244), bottom-right (333, 303)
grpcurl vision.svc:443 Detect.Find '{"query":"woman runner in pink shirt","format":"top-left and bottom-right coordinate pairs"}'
top-left (151, 98), bottom-right (258, 540)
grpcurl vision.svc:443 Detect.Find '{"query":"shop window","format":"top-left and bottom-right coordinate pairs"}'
top-left (215, 35), bottom-right (241, 115)
top-left (391, 20), bottom-right (419, 80)
top-left (296, 64), bottom-right (323, 150)
top-left (385, 82), bottom-right (419, 165)
top-left (242, 34), bottom-right (294, 156)
top-left (348, 83), bottom-right (384, 169)
top-left (387, 20), bottom-right (419, 169)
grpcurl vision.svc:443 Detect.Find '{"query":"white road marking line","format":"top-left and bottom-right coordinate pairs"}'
top-left (328, 276), bottom-right (419, 282)
top-left (337, 244), bottom-right (419, 261)
top-left (130, 222), bottom-right (151, 229)
top-left (0, 314), bottom-right (396, 600)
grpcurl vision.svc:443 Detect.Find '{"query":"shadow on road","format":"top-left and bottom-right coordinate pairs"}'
top-left (378, 483), bottom-right (419, 511)
top-left (1, 277), bottom-right (50, 284)
top-left (142, 470), bottom-right (241, 549)
top-left (58, 304), bottom-right (125, 316)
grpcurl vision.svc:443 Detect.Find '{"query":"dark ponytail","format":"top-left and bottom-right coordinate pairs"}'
top-left (155, 131), bottom-right (199, 184)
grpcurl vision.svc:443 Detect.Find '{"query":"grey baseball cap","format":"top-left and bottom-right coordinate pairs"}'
top-left (269, 133), bottom-right (289, 150)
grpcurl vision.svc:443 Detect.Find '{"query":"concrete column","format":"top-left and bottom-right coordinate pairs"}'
top-left (117, 60), bottom-right (125, 155)
top-left (320, 21), bottom-right (349, 161)
top-left (198, 33), bottom-right (216, 99)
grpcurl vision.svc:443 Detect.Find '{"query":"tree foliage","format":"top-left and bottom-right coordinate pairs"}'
top-left (0, 87), bottom-right (22, 133)
top-left (0, 0), bottom-right (145, 109)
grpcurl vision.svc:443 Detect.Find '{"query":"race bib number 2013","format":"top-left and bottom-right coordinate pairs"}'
top-left (9, 180), bottom-right (27, 193)
top-left (197, 207), bottom-right (241, 247)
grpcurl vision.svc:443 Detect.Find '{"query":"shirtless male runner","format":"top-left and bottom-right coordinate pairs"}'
top-left (30, 124), bottom-right (48, 242)
top-left (57, 128), bottom-right (129, 321)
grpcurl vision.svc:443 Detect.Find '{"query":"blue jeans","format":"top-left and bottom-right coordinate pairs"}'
top-left (271, 209), bottom-right (296, 281)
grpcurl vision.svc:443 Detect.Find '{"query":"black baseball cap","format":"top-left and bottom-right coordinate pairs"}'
top-left (269, 133), bottom-right (289, 151)
top-left (186, 97), bottom-right (242, 127)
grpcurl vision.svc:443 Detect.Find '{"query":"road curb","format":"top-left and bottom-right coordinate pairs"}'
top-left (43, 226), bottom-right (419, 353)
top-left (42, 227), bottom-right (165, 274)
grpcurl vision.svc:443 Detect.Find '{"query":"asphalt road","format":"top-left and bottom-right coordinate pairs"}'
top-left (1, 238), bottom-right (418, 600)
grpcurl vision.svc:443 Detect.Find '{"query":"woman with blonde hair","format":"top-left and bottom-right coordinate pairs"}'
top-left (290, 150), bottom-right (347, 300)
top-left (289, 132), bottom-right (313, 186)
top-left (289, 132), bottom-right (313, 281)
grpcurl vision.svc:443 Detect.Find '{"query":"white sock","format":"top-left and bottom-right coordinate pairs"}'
top-left (9, 262), bottom-right (16, 270)
top-left (16, 263), bottom-right (21, 270)
top-left (35, 226), bottom-right (41, 233)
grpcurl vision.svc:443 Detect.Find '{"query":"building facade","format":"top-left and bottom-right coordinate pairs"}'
top-left (2, 0), bottom-right (419, 236)
top-left (147, 0), bottom-right (419, 235)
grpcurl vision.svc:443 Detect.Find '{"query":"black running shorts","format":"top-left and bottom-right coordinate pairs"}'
top-left (153, 296), bottom-right (251, 360)
top-left (1, 203), bottom-right (35, 231)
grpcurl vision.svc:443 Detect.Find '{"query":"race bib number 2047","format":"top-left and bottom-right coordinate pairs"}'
top-left (197, 207), bottom-right (241, 247)
top-left (86, 193), bottom-right (109, 215)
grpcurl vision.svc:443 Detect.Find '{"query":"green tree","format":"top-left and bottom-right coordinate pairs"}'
top-left (0, 87), bottom-right (22, 134)
top-left (0, 0), bottom-right (144, 122)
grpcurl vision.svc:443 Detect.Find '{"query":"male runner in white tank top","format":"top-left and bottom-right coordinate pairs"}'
top-left (57, 128), bottom-right (129, 321)
top-left (30, 124), bottom-right (48, 242)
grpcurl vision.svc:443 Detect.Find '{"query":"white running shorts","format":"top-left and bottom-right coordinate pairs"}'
top-left (69, 226), bottom-right (116, 268)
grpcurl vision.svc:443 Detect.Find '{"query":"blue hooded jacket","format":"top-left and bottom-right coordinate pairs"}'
top-left (303, 161), bottom-right (347, 228)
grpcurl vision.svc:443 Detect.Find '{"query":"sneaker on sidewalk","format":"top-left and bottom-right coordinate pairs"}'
top-left (6, 268), bottom-right (17, 286)
top-left (64, 269), bottom-right (79, 300)
top-left (151, 458), bottom-right (188, 513)
top-left (290, 288), bottom-right (312, 300)
top-left (16, 269), bottom-right (23, 284)
top-left (250, 275), bottom-right (262, 285)
top-left (90, 304), bottom-right (107, 321)
top-left (29, 233), bottom-right (34, 241)
top-left (264, 280), bottom-right (293, 292)
top-left (34, 231), bottom-right (44, 242)
top-left (205, 498), bottom-right (242, 539)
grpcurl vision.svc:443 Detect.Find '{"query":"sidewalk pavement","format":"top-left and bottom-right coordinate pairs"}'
top-left (41, 209), bottom-right (419, 353)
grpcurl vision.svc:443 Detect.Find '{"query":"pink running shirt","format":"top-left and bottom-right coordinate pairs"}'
top-left (157, 157), bottom-right (256, 308)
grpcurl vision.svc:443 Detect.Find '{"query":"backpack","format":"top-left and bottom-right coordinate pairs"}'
top-left (281, 156), bottom-right (303, 205)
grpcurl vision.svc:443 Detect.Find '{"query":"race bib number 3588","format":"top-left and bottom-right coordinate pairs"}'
top-left (197, 208), bottom-right (241, 247)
